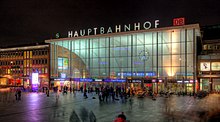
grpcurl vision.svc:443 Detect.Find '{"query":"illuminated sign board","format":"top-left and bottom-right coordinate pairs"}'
top-left (104, 79), bottom-right (126, 82)
top-left (32, 73), bottom-right (39, 84)
top-left (94, 79), bottom-right (102, 82)
top-left (211, 62), bottom-right (220, 71)
top-left (173, 17), bottom-right (185, 26)
top-left (60, 73), bottom-right (66, 78)
top-left (117, 72), bottom-right (156, 77)
top-left (68, 20), bottom-right (160, 38)
top-left (132, 80), bottom-right (141, 83)
top-left (54, 79), bottom-right (65, 81)
top-left (200, 62), bottom-right (210, 71)
top-left (70, 78), bottom-right (93, 82)
top-left (80, 78), bottom-right (93, 82)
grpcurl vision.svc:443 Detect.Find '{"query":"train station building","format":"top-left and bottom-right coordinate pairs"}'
top-left (45, 22), bottom-right (201, 93)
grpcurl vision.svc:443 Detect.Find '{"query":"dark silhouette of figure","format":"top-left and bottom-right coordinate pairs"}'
top-left (17, 90), bottom-right (21, 100)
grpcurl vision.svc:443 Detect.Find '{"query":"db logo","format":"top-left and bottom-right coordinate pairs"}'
top-left (173, 18), bottom-right (185, 26)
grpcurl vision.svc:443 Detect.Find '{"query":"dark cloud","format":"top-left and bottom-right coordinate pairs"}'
top-left (0, 0), bottom-right (220, 47)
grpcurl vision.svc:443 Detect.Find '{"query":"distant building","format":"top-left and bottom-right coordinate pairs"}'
top-left (0, 44), bottom-right (50, 90)
top-left (198, 25), bottom-right (220, 92)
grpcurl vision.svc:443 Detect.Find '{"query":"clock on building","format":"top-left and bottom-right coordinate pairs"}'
top-left (138, 49), bottom-right (150, 61)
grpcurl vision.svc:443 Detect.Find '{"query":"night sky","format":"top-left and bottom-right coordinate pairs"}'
top-left (1, 0), bottom-right (220, 47)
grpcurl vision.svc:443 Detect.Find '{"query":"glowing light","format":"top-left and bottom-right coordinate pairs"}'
top-left (184, 81), bottom-right (189, 83)
top-left (167, 68), bottom-right (175, 76)
top-left (32, 73), bottom-right (39, 84)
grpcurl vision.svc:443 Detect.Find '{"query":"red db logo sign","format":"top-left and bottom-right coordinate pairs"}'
top-left (173, 18), bottom-right (185, 26)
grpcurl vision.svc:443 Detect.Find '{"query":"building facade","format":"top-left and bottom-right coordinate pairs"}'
top-left (198, 39), bottom-right (220, 92)
top-left (46, 24), bottom-right (201, 93)
top-left (0, 45), bottom-right (50, 90)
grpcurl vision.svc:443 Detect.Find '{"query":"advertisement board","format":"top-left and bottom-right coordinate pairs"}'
top-left (32, 73), bottom-right (39, 84)
top-left (211, 62), bottom-right (220, 71)
top-left (200, 62), bottom-right (210, 71)
top-left (58, 57), bottom-right (68, 70)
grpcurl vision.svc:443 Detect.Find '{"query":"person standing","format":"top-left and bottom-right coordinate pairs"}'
top-left (73, 87), bottom-right (76, 96)
top-left (18, 89), bottom-right (21, 100)
top-left (80, 86), bottom-right (83, 93)
top-left (15, 90), bottom-right (18, 101)
top-left (84, 89), bottom-right (88, 98)
top-left (56, 90), bottom-right (59, 101)
top-left (129, 98), bottom-right (133, 110)
top-left (70, 87), bottom-right (72, 94)
top-left (99, 91), bottom-right (102, 101)
top-left (46, 88), bottom-right (49, 97)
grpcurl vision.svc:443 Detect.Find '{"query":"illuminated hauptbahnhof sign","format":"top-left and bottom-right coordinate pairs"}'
top-left (67, 20), bottom-right (160, 37)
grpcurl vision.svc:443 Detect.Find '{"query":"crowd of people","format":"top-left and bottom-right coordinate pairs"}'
top-left (78, 85), bottom-right (135, 103)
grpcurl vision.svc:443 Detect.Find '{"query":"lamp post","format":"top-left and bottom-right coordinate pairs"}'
top-left (10, 61), bottom-right (15, 86)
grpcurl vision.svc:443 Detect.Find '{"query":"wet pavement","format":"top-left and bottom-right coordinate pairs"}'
top-left (0, 91), bottom-right (220, 122)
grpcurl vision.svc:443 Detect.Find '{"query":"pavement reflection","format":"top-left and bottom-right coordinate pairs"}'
top-left (0, 91), bottom-right (220, 122)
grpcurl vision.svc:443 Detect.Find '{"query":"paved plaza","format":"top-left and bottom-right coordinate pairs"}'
top-left (0, 91), bottom-right (220, 122)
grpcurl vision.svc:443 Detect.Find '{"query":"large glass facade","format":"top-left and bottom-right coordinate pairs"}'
top-left (47, 24), bottom-right (200, 92)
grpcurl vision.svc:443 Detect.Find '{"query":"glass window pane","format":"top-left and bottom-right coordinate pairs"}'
top-left (172, 55), bottom-right (181, 66)
top-left (163, 55), bottom-right (171, 66)
top-left (144, 33), bottom-right (152, 44)
top-left (99, 38), bottom-right (106, 48)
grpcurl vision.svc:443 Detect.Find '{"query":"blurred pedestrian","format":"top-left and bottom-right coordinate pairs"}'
top-left (15, 90), bottom-right (18, 100)
top-left (114, 117), bottom-right (126, 122)
top-left (84, 90), bottom-right (88, 98)
top-left (115, 112), bottom-right (126, 122)
top-left (99, 92), bottom-right (102, 101)
top-left (70, 87), bottom-right (72, 93)
top-left (73, 88), bottom-right (76, 96)
top-left (18, 89), bottom-right (21, 100)
top-left (55, 91), bottom-right (59, 102)
top-left (129, 98), bottom-right (133, 110)
top-left (46, 88), bottom-right (49, 97)
top-left (112, 91), bottom-right (115, 101)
